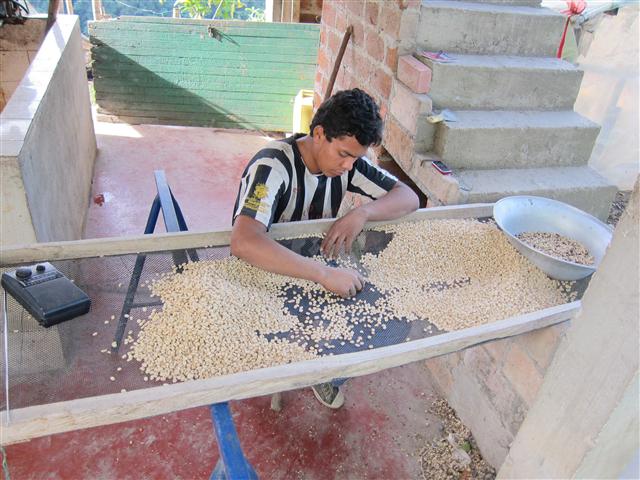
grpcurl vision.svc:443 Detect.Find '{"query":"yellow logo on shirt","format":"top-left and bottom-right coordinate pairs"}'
top-left (254, 183), bottom-right (269, 199)
top-left (245, 183), bottom-right (269, 213)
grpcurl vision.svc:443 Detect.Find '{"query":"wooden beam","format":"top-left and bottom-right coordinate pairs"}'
top-left (45, 0), bottom-right (62, 31)
top-left (64, 0), bottom-right (74, 14)
top-left (0, 301), bottom-right (579, 444)
top-left (0, 204), bottom-right (494, 266)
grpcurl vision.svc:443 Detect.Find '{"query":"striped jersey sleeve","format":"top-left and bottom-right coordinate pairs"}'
top-left (347, 156), bottom-right (398, 200)
top-left (233, 160), bottom-right (287, 229)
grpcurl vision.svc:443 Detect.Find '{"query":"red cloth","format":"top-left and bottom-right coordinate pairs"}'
top-left (557, 0), bottom-right (588, 58)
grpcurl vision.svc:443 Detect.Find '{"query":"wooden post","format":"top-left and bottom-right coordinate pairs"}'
top-left (65, 0), bottom-right (74, 15)
top-left (282, 0), bottom-right (300, 23)
top-left (92, 0), bottom-right (104, 20)
top-left (324, 25), bottom-right (353, 100)
top-left (45, 0), bottom-right (61, 31)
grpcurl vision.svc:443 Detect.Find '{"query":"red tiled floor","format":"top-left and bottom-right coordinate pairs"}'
top-left (4, 121), bottom-right (442, 479)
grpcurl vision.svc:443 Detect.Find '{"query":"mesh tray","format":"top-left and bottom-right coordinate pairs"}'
top-left (1, 223), bottom-right (587, 413)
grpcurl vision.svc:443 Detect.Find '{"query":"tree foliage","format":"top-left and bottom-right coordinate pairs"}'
top-left (28, 0), bottom-right (264, 35)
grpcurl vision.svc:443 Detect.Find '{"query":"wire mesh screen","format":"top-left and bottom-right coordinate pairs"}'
top-left (1, 223), bottom-right (587, 413)
top-left (1, 230), bottom-right (440, 412)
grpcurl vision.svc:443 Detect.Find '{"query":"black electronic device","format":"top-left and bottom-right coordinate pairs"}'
top-left (1, 262), bottom-right (91, 327)
top-left (432, 160), bottom-right (452, 175)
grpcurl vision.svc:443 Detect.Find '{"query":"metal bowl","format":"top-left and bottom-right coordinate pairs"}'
top-left (493, 196), bottom-right (613, 281)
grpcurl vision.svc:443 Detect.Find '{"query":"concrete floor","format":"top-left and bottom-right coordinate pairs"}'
top-left (5, 121), bottom-right (443, 479)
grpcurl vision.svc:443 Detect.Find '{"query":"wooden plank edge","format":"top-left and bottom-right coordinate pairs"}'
top-left (0, 300), bottom-right (577, 444)
top-left (0, 204), bottom-right (494, 265)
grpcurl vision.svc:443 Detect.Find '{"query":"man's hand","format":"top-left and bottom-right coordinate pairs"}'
top-left (318, 265), bottom-right (365, 298)
top-left (321, 208), bottom-right (368, 258)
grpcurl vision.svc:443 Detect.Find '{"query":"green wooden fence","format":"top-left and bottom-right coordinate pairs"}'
top-left (89, 17), bottom-right (320, 131)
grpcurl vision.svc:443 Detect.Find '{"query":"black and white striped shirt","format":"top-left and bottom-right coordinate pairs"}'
top-left (233, 134), bottom-right (397, 229)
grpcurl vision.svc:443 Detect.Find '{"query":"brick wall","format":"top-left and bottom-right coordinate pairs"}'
top-left (425, 322), bottom-right (570, 468)
top-left (314, 0), bottom-right (421, 116)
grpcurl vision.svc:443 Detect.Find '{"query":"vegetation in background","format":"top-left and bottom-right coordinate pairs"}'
top-left (28, 0), bottom-right (265, 35)
top-left (165, 0), bottom-right (248, 19)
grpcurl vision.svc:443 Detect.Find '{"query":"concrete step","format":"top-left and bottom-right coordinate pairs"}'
top-left (456, 165), bottom-right (618, 220)
top-left (418, 54), bottom-right (583, 110)
top-left (448, 0), bottom-right (542, 6)
top-left (433, 110), bottom-right (600, 169)
top-left (418, 1), bottom-right (565, 57)
top-left (402, 155), bottom-right (616, 219)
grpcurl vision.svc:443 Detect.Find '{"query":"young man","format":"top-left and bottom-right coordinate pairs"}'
top-left (231, 88), bottom-right (419, 408)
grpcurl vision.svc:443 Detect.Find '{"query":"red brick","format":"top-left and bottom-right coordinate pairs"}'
top-left (502, 343), bottom-right (544, 407)
top-left (326, 30), bottom-right (339, 54)
top-left (365, 27), bottom-right (385, 62)
top-left (379, 102), bottom-right (388, 121)
top-left (518, 323), bottom-right (568, 371)
top-left (335, 7), bottom-right (348, 32)
top-left (317, 48), bottom-right (330, 75)
top-left (382, 116), bottom-right (414, 171)
top-left (397, 55), bottom-right (432, 93)
top-left (379, 3), bottom-right (402, 38)
top-left (354, 51), bottom-right (374, 81)
top-left (390, 81), bottom-right (432, 132)
top-left (365, 1), bottom-right (379, 24)
top-left (397, 0), bottom-right (420, 9)
top-left (313, 91), bottom-right (323, 109)
top-left (349, 17), bottom-right (365, 44)
top-left (321, 0), bottom-right (336, 28)
top-left (346, 0), bottom-right (364, 16)
top-left (484, 337), bottom-right (511, 363)
top-left (385, 46), bottom-right (398, 71)
top-left (373, 68), bottom-right (392, 99)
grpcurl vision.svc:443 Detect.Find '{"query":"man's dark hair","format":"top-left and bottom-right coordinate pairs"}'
top-left (309, 88), bottom-right (383, 147)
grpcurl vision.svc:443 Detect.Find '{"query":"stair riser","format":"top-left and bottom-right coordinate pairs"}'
top-left (428, 64), bottom-right (583, 110)
top-left (447, 0), bottom-right (542, 5)
top-left (418, 5), bottom-right (565, 56)
top-left (435, 125), bottom-right (600, 169)
top-left (465, 186), bottom-right (617, 221)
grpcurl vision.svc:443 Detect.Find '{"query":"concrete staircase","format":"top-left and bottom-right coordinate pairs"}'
top-left (385, 0), bottom-right (617, 220)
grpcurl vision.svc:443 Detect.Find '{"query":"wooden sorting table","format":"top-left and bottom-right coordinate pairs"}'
top-left (0, 204), bottom-right (580, 445)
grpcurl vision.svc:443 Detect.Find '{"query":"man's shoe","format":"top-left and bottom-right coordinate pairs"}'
top-left (311, 382), bottom-right (345, 409)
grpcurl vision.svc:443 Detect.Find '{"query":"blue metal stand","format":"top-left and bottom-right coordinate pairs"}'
top-left (210, 403), bottom-right (259, 480)
top-left (112, 170), bottom-right (198, 351)
top-left (114, 171), bottom-right (259, 478)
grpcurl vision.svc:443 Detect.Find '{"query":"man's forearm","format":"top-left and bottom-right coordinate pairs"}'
top-left (231, 226), bottom-right (327, 284)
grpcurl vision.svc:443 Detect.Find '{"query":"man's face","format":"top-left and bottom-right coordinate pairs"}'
top-left (313, 127), bottom-right (368, 177)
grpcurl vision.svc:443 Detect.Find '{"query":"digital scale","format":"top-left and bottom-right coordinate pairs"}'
top-left (1, 262), bottom-right (91, 327)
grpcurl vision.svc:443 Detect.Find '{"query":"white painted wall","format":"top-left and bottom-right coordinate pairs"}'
top-left (574, 5), bottom-right (640, 190)
top-left (0, 15), bottom-right (96, 246)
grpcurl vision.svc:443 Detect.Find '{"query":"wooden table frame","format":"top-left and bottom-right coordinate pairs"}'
top-left (0, 204), bottom-right (580, 444)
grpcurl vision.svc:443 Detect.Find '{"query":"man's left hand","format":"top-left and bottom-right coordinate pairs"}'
top-left (321, 208), bottom-right (368, 258)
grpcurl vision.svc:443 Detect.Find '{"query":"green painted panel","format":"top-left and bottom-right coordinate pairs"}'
top-left (91, 17), bottom-right (319, 131)
top-left (92, 52), bottom-right (313, 73)
top-left (91, 48), bottom-right (315, 65)
top-left (96, 99), bottom-right (292, 117)
top-left (93, 57), bottom-right (314, 80)
top-left (90, 22), bottom-right (320, 41)
top-left (95, 87), bottom-right (292, 102)
top-left (95, 16), bottom-right (320, 34)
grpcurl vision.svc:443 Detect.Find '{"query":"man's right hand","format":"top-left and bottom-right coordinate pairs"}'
top-left (318, 266), bottom-right (365, 298)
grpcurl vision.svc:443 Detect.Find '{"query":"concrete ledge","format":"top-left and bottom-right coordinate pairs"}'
top-left (434, 110), bottom-right (601, 169)
top-left (418, 1), bottom-right (565, 57)
top-left (418, 54), bottom-right (583, 110)
top-left (0, 15), bottom-right (96, 245)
